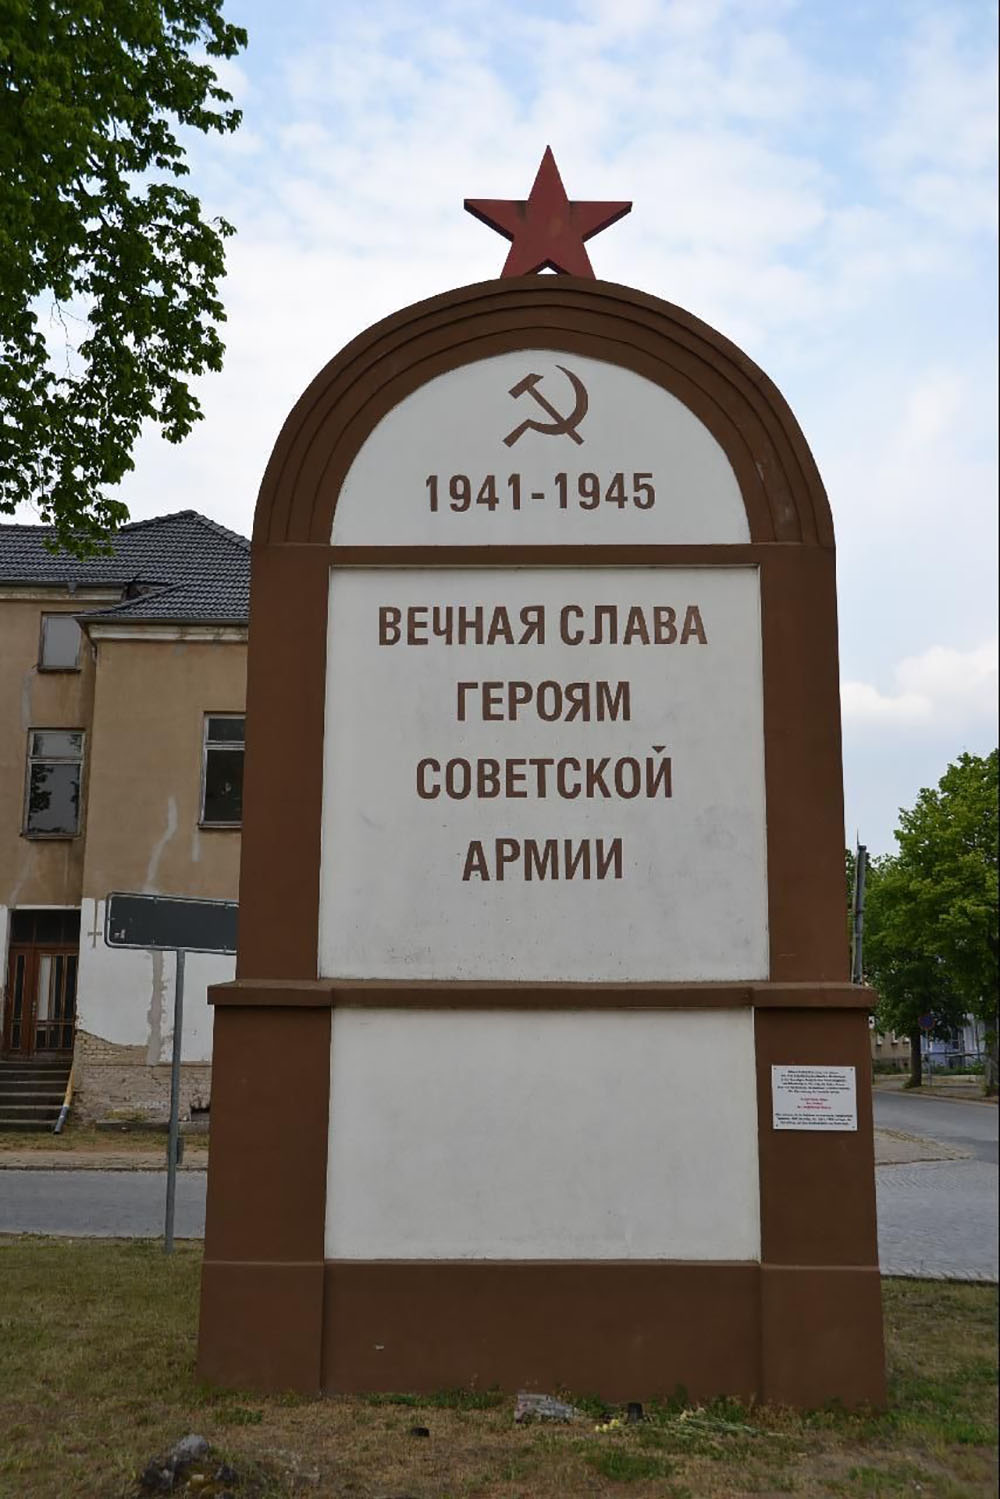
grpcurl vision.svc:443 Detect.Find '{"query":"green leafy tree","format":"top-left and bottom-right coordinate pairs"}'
top-left (864, 751), bottom-right (998, 1092)
top-left (0, 0), bottom-right (247, 553)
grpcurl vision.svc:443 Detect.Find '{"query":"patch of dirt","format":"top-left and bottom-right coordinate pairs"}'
top-left (873, 1127), bottom-right (970, 1165)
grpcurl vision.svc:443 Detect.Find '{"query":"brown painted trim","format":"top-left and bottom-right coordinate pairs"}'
top-left (236, 543), bottom-right (329, 981)
top-left (202, 1006), bottom-right (331, 1263)
top-left (198, 1254), bottom-right (885, 1408)
top-left (254, 278), bottom-right (832, 549)
top-left (208, 980), bottom-right (339, 1007)
top-left (198, 1260), bottom-right (325, 1394)
top-left (755, 1008), bottom-right (880, 1268)
top-left (322, 1259), bottom-right (761, 1402)
top-left (329, 544), bottom-right (764, 567)
top-left (313, 1258), bottom-right (883, 1407)
top-left (760, 548), bottom-right (848, 982)
top-left (756, 982), bottom-right (876, 1005)
top-left (760, 1265), bottom-right (886, 1408)
top-left (208, 980), bottom-right (873, 1009)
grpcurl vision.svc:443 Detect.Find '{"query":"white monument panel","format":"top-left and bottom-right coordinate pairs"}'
top-left (326, 1008), bottom-right (761, 1261)
top-left (331, 351), bottom-right (748, 546)
top-left (318, 565), bottom-right (768, 982)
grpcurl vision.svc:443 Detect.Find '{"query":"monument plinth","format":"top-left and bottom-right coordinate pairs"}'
top-left (198, 153), bottom-right (885, 1409)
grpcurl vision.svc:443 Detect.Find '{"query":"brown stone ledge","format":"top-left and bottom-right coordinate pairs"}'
top-left (209, 979), bottom-right (875, 1009)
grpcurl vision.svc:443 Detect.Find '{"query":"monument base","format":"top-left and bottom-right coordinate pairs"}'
top-left (198, 985), bottom-right (886, 1409)
top-left (198, 1257), bottom-right (885, 1408)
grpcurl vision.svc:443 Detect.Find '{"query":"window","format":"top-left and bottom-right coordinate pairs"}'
top-left (39, 614), bottom-right (82, 670)
top-left (201, 715), bottom-right (244, 826)
top-left (24, 731), bottom-right (84, 836)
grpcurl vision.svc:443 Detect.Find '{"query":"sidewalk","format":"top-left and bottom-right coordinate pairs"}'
top-left (0, 1127), bottom-right (209, 1171)
top-left (873, 1127), bottom-right (968, 1165)
top-left (0, 1132), bottom-right (963, 1171)
top-left (0, 1147), bottom-right (207, 1170)
top-left (873, 1074), bottom-right (996, 1104)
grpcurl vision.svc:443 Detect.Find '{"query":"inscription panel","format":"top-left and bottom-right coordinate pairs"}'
top-left (318, 565), bottom-right (767, 982)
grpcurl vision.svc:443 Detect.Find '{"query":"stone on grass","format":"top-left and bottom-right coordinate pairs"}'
top-left (170, 1435), bottom-right (210, 1465)
top-left (513, 1391), bottom-right (584, 1424)
top-left (138, 1435), bottom-right (213, 1494)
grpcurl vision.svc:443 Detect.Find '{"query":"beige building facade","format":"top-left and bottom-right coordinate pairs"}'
top-left (869, 1020), bottom-right (910, 1070)
top-left (0, 513), bottom-right (248, 1122)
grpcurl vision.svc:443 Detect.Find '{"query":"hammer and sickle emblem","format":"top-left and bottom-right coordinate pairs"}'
top-left (503, 364), bottom-right (589, 447)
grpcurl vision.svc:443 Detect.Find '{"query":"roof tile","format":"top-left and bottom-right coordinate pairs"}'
top-left (0, 511), bottom-right (249, 623)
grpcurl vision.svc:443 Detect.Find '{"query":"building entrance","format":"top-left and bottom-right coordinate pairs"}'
top-left (2, 909), bottom-right (80, 1059)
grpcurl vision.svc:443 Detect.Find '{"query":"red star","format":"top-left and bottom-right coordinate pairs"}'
top-left (465, 147), bottom-right (631, 278)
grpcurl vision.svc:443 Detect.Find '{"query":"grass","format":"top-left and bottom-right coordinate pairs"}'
top-left (0, 1241), bottom-right (995, 1499)
top-left (0, 1121), bottom-right (209, 1153)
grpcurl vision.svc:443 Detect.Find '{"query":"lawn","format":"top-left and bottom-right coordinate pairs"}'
top-left (0, 1239), bottom-right (995, 1499)
top-left (0, 1123), bottom-right (209, 1154)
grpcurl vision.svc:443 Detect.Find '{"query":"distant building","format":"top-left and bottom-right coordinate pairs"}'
top-left (869, 1019), bottom-right (910, 1070)
top-left (922, 1017), bottom-right (987, 1069)
top-left (0, 512), bottom-right (248, 1122)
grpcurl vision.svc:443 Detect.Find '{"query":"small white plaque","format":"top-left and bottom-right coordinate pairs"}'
top-left (771, 1065), bottom-right (858, 1132)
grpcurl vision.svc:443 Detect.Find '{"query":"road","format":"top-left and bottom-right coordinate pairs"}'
top-left (1, 1094), bottom-right (996, 1282)
top-left (0, 1168), bottom-right (206, 1240)
top-left (873, 1089), bottom-right (998, 1281)
top-left (873, 1088), bottom-right (998, 1163)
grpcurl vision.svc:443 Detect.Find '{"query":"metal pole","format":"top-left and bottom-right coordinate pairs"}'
top-left (851, 843), bottom-right (868, 985)
top-left (164, 947), bottom-right (185, 1254)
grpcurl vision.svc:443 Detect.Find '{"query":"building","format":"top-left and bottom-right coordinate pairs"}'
top-left (922, 1016), bottom-right (987, 1070)
top-left (869, 1020), bottom-right (910, 1071)
top-left (0, 512), bottom-right (248, 1123)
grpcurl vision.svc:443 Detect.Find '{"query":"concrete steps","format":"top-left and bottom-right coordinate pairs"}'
top-left (0, 1060), bottom-right (71, 1132)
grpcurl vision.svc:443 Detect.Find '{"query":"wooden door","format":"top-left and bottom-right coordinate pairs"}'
top-left (2, 943), bottom-right (78, 1058)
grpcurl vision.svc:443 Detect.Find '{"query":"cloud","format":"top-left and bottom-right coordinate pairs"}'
top-left (842, 638), bottom-right (999, 730)
top-left (870, 8), bottom-right (998, 231)
top-left (10, 2), bottom-right (997, 608)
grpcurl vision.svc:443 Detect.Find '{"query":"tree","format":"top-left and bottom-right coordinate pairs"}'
top-left (864, 751), bottom-right (999, 1092)
top-left (0, 0), bottom-right (247, 553)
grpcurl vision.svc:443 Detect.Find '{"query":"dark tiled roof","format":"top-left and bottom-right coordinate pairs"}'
top-left (0, 511), bottom-right (249, 624)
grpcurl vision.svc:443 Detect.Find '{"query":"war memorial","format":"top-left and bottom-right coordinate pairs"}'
top-left (197, 149), bottom-right (885, 1408)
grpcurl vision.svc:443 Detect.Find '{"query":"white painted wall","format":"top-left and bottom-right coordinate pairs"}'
top-left (331, 351), bottom-right (748, 546)
top-left (326, 1008), bottom-right (760, 1262)
top-left (319, 566), bottom-right (768, 983)
top-left (76, 897), bottom-right (229, 1062)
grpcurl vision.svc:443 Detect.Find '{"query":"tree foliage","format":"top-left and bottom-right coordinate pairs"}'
top-left (864, 751), bottom-right (998, 1088)
top-left (0, 0), bottom-right (247, 552)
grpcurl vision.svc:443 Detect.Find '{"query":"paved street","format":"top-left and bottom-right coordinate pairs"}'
top-left (873, 1089), bottom-right (998, 1163)
top-left (0, 1168), bottom-right (206, 1240)
top-left (1, 1092), bottom-right (996, 1281)
top-left (873, 1089), bottom-right (998, 1281)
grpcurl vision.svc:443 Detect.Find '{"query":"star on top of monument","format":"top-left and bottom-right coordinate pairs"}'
top-left (464, 147), bottom-right (631, 279)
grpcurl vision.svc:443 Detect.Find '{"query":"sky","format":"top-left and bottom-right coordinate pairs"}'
top-left (17, 0), bottom-right (999, 854)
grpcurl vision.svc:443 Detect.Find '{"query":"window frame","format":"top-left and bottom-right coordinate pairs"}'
top-left (22, 728), bottom-right (86, 839)
top-left (199, 712), bottom-right (245, 829)
top-left (38, 612), bottom-right (84, 672)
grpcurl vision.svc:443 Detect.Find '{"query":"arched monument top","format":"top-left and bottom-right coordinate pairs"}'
top-left (253, 276), bottom-right (833, 550)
